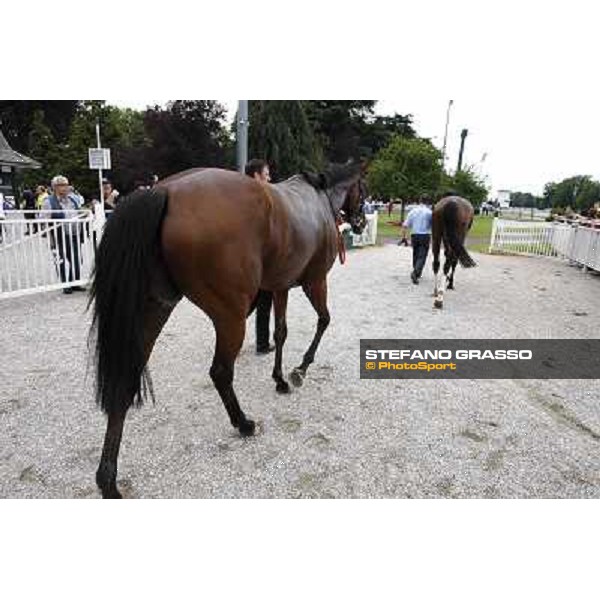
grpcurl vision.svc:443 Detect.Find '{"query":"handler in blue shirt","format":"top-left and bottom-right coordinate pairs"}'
top-left (403, 195), bottom-right (433, 284)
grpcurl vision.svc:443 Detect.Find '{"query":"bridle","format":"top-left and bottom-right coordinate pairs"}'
top-left (324, 176), bottom-right (366, 265)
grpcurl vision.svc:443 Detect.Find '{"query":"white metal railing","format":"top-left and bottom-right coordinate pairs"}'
top-left (489, 218), bottom-right (600, 270)
top-left (0, 209), bottom-right (105, 299)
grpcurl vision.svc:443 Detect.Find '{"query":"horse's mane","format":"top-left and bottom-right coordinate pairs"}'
top-left (301, 163), bottom-right (361, 190)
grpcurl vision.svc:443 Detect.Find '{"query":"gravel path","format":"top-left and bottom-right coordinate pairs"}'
top-left (1, 244), bottom-right (599, 498)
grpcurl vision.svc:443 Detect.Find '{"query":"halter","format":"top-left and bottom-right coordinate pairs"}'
top-left (323, 187), bottom-right (346, 265)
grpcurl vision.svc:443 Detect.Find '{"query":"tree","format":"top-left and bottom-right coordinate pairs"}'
top-left (305, 101), bottom-right (377, 162)
top-left (574, 178), bottom-right (600, 212)
top-left (22, 110), bottom-right (62, 188)
top-left (144, 100), bottom-right (231, 179)
top-left (368, 135), bottom-right (443, 201)
top-left (440, 167), bottom-right (489, 206)
top-left (543, 175), bottom-right (600, 212)
top-left (59, 101), bottom-right (115, 197)
top-left (358, 113), bottom-right (417, 158)
top-left (248, 101), bottom-right (323, 180)
top-left (510, 191), bottom-right (541, 208)
top-left (0, 101), bottom-right (79, 153)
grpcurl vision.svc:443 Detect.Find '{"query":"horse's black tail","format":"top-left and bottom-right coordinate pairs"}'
top-left (442, 200), bottom-right (477, 268)
top-left (89, 187), bottom-right (169, 414)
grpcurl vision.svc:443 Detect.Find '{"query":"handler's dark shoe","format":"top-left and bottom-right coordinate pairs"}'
top-left (410, 271), bottom-right (419, 285)
top-left (71, 286), bottom-right (86, 292)
top-left (63, 288), bottom-right (73, 295)
top-left (256, 344), bottom-right (275, 355)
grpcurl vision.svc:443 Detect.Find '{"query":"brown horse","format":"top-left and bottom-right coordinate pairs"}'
top-left (431, 195), bottom-right (476, 309)
top-left (90, 163), bottom-right (365, 498)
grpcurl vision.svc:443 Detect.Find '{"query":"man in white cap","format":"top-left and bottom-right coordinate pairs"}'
top-left (43, 175), bottom-right (85, 294)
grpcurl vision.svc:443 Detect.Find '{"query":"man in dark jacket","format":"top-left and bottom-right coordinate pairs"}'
top-left (245, 159), bottom-right (275, 354)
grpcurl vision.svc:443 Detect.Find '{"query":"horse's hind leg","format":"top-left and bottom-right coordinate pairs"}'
top-left (443, 250), bottom-right (454, 289)
top-left (432, 234), bottom-right (444, 308)
top-left (290, 279), bottom-right (330, 388)
top-left (447, 256), bottom-right (458, 290)
top-left (210, 315), bottom-right (255, 436)
top-left (271, 290), bottom-right (291, 394)
top-left (96, 298), bottom-right (175, 499)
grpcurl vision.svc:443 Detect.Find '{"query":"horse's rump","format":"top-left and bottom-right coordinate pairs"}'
top-left (160, 169), bottom-right (272, 303)
top-left (434, 196), bottom-right (476, 268)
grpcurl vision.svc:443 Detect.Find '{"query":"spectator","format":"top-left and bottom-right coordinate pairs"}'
top-left (35, 185), bottom-right (49, 210)
top-left (22, 189), bottom-right (37, 234)
top-left (43, 175), bottom-right (85, 294)
top-left (362, 197), bottom-right (375, 215)
top-left (403, 194), bottom-right (433, 285)
top-left (102, 178), bottom-right (120, 209)
top-left (245, 158), bottom-right (274, 354)
top-left (388, 199), bottom-right (394, 218)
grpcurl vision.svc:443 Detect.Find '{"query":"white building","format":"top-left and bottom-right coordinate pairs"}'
top-left (497, 190), bottom-right (511, 208)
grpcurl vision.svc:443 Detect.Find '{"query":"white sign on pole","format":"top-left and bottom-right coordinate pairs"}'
top-left (88, 148), bottom-right (111, 170)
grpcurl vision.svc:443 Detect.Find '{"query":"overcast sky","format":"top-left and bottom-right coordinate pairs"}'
top-left (108, 91), bottom-right (598, 199)
top-left (5, 0), bottom-right (597, 200)
top-left (96, 2), bottom-right (597, 200)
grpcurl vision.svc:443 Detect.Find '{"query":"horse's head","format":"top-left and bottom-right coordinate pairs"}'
top-left (304, 162), bottom-right (368, 235)
top-left (341, 175), bottom-right (369, 235)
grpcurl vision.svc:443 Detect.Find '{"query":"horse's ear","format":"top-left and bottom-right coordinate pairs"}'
top-left (302, 171), bottom-right (320, 188)
top-left (302, 171), bottom-right (327, 189)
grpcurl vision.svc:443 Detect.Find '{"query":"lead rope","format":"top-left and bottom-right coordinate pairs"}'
top-left (325, 189), bottom-right (347, 265)
top-left (336, 215), bottom-right (347, 265)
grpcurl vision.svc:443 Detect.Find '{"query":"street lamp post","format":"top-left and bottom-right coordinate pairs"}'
top-left (456, 128), bottom-right (469, 173)
top-left (441, 99), bottom-right (453, 169)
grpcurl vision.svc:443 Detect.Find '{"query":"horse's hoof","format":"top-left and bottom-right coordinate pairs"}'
top-left (100, 487), bottom-right (122, 499)
top-left (290, 368), bottom-right (304, 388)
top-left (276, 381), bottom-right (291, 394)
top-left (239, 418), bottom-right (256, 437)
top-left (433, 299), bottom-right (444, 309)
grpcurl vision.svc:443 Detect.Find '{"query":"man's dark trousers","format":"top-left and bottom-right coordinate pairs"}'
top-left (411, 233), bottom-right (431, 278)
top-left (255, 289), bottom-right (273, 351)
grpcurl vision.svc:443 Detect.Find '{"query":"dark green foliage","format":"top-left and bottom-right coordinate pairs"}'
top-left (305, 101), bottom-right (376, 163)
top-left (0, 101), bottom-right (79, 153)
top-left (510, 191), bottom-right (543, 208)
top-left (23, 110), bottom-right (62, 188)
top-left (440, 168), bottom-right (489, 206)
top-left (6, 100), bottom-right (233, 199)
top-left (544, 175), bottom-right (600, 212)
top-left (248, 101), bottom-right (323, 180)
top-left (368, 135), bottom-right (444, 200)
top-left (144, 101), bottom-right (232, 178)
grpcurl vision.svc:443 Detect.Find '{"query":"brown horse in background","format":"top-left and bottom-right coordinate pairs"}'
top-left (90, 163), bottom-right (366, 498)
top-left (431, 195), bottom-right (476, 309)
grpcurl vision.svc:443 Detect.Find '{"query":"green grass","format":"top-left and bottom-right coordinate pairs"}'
top-left (466, 216), bottom-right (494, 254)
top-left (468, 215), bottom-right (494, 239)
top-left (377, 212), bottom-right (403, 242)
top-left (375, 213), bottom-right (497, 254)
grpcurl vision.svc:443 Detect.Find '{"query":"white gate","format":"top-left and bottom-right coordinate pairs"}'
top-left (0, 210), bottom-right (101, 299)
top-left (489, 218), bottom-right (600, 270)
top-left (351, 211), bottom-right (378, 247)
